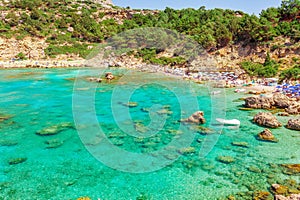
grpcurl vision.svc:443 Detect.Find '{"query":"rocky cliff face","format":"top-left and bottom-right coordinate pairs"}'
top-left (0, 37), bottom-right (47, 60)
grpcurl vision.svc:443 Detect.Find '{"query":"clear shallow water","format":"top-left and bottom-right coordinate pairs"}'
top-left (0, 68), bottom-right (299, 200)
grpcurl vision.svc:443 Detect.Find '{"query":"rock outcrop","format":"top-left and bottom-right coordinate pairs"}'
top-left (273, 93), bottom-right (291, 108)
top-left (275, 194), bottom-right (300, 200)
top-left (180, 111), bottom-right (206, 124)
top-left (285, 102), bottom-right (300, 115)
top-left (271, 184), bottom-right (289, 195)
top-left (281, 164), bottom-right (300, 175)
top-left (244, 93), bottom-right (300, 115)
top-left (0, 37), bottom-right (47, 60)
top-left (286, 118), bottom-right (300, 131)
top-left (257, 128), bottom-right (278, 143)
top-left (244, 95), bottom-right (274, 109)
top-left (253, 112), bottom-right (282, 128)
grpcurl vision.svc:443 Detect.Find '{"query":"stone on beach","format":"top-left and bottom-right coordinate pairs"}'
top-left (180, 111), bottom-right (206, 124)
top-left (257, 128), bottom-right (278, 143)
top-left (285, 118), bottom-right (300, 131)
top-left (253, 112), bottom-right (282, 128)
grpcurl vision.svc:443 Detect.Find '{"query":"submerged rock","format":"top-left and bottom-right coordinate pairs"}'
top-left (122, 102), bottom-right (138, 107)
top-left (231, 141), bottom-right (249, 148)
top-left (257, 129), bottom-right (278, 143)
top-left (253, 112), bottom-right (282, 128)
top-left (178, 147), bottom-right (196, 155)
top-left (281, 164), bottom-right (300, 175)
top-left (278, 112), bottom-right (290, 116)
top-left (217, 156), bottom-right (235, 164)
top-left (0, 113), bottom-right (13, 122)
top-left (253, 191), bottom-right (271, 200)
top-left (238, 107), bottom-right (254, 111)
top-left (0, 140), bottom-right (18, 146)
top-left (271, 184), bottom-right (288, 195)
top-left (275, 194), bottom-right (300, 200)
top-left (180, 111), bottom-right (206, 124)
top-left (36, 122), bottom-right (73, 136)
top-left (105, 72), bottom-right (114, 82)
top-left (248, 165), bottom-right (262, 173)
top-left (77, 197), bottom-right (91, 200)
top-left (140, 107), bottom-right (150, 112)
top-left (134, 123), bottom-right (149, 133)
top-left (285, 118), bottom-right (300, 131)
top-left (167, 129), bottom-right (183, 135)
top-left (191, 125), bottom-right (215, 135)
top-left (156, 109), bottom-right (173, 115)
top-left (87, 77), bottom-right (102, 83)
top-left (45, 138), bottom-right (64, 148)
top-left (8, 157), bottom-right (27, 165)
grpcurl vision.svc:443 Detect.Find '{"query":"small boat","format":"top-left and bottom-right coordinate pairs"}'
top-left (234, 88), bottom-right (246, 93)
top-left (211, 91), bottom-right (221, 95)
top-left (216, 118), bottom-right (240, 126)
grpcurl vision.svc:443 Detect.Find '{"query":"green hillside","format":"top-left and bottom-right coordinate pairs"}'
top-left (0, 0), bottom-right (299, 79)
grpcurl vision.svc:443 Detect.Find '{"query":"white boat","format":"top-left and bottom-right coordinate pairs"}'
top-left (234, 88), bottom-right (246, 93)
top-left (216, 118), bottom-right (240, 126)
top-left (211, 91), bottom-right (221, 95)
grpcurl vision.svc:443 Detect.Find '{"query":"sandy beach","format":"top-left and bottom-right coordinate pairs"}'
top-left (0, 60), bottom-right (85, 68)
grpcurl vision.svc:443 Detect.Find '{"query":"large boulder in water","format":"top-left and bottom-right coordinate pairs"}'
top-left (285, 102), bottom-right (300, 115)
top-left (253, 112), bottom-right (282, 128)
top-left (244, 93), bottom-right (300, 115)
top-left (286, 118), bottom-right (300, 131)
top-left (257, 128), bottom-right (278, 143)
top-left (273, 93), bottom-right (291, 108)
top-left (275, 194), bottom-right (300, 200)
top-left (244, 96), bottom-right (274, 109)
top-left (180, 111), bottom-right (206, 124)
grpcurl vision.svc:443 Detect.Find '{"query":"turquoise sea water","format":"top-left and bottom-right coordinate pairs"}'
top-left (0, 68), bottom-right (299, 200)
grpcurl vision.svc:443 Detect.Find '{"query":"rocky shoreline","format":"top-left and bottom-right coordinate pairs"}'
top-left (0, 60), bottom-right (85, 68)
